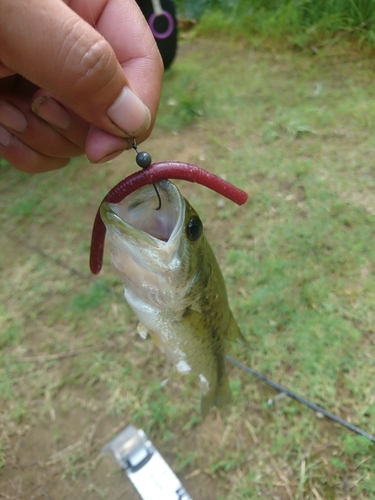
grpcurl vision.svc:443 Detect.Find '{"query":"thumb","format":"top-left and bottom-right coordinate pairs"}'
top-left (0, 0), bottom-right (156, 138)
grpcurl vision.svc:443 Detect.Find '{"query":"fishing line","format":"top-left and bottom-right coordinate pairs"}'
top-left (226, 355), bottom-right (375, 443)
top-left (8, 230), bottom-right (375, 443)
top-left (126, 138), bottom-right (161, 210)
top-left (10, 131), bottom-right (373, 443)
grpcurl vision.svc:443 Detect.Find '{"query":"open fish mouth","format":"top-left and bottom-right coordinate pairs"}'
top-left (100, 180), bottom-right (185, 245)
top-left (90, 160), bottom-right (248, 275)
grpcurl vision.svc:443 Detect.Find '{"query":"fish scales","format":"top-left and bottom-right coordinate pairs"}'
top-left (100, 180), bottom-right (246, 415)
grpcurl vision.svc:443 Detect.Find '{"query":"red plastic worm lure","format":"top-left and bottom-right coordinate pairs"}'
top-left (90, 161), bottom-right (248, 275)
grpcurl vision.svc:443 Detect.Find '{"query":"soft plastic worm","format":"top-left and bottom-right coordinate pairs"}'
top-left (90, 161), bottom-right (248, 275)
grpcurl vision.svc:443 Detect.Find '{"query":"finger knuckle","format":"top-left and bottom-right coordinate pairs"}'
top-left (61, 32), bottom-right (116, 98)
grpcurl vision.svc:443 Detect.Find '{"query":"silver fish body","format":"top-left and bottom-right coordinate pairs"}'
top-left (101, 180), bottom-right (245, 415)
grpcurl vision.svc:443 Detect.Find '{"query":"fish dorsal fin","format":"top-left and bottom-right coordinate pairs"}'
top-left (225, 311), bottom-right (248, 345)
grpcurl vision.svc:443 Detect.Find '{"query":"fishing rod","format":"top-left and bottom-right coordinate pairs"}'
top-left (9, 152), bottom-right (374, 444)
top-left (9, 229), bottom-right (375, 444)
top-left (226, 355), bottom-right (375, 443)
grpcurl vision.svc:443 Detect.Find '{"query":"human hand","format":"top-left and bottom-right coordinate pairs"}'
top-left (0, 0), bottom-right (163, 172)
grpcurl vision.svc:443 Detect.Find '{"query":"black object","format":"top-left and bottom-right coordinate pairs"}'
top-left (226, 355), bottom-right (375, 444)
top-left (136, 0), bottom-right (178, 69)
top-left (136, 151), bottom-right (152, 168)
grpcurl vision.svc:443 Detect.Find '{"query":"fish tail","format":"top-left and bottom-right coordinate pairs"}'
top-left (201, 374), bottom-right (232, 417)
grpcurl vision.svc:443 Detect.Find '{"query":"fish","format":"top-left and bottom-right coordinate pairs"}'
top-left (100, 180), bottom-right (246, 415)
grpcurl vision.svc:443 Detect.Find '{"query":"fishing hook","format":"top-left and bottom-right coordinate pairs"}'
top-left (90, 161), bottom-right (248, 275)
top-left (126, 138), bottom-right (161, 210)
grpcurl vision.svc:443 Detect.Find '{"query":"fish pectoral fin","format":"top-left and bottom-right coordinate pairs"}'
top-left (137, 322), bottom-right (149, 339)
top-left (201, 374), bottom-right (232, 417)
top-left (225, 311), bottom-right (248, 346)
top-left (182, 306), bottom-right (204, 324)
top-left (189, 300), bottom-right (202, 314)
top-left (137, 322), bottom-right (165, 353)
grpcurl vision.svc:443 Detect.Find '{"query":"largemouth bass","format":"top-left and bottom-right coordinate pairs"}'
top-left (100, 180), bottom-right (245, 415)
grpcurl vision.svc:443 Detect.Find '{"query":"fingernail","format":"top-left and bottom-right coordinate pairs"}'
top-left (0, 125), bottom-right (13, 147)
top-left (32, 96), bottom-right (71, 129)
top-left (107, 87), bottom-right (151, 136)
top-left (0, 100), bottom-right (27, 132)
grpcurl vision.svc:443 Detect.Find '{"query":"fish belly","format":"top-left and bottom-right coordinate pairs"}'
top-left (124, 287), bottom-right (232, 415)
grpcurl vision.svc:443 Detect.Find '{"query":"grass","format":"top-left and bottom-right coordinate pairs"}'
top-left (158, 72), bottom-right (205, 130)
top-left (1, 38), bottom-right (375, 498)
top-left (177, 0), bottom-right (375, 51)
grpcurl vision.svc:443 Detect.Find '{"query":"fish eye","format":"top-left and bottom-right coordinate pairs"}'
top-left (186, 216), bottom-right (203, 241)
